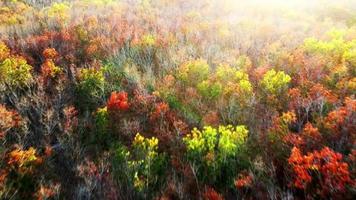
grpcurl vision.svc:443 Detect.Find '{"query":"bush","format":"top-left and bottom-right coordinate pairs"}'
top-left (177, 59), bottom-right (210, 86)
top-left (112, 133), bottom-right (167, 198)
top-left (260, 69), bottom-right (291, 96)
top-left (76, 68), bottom-right (105, 111)
top-left (183, 125), bottom-right (249, 186)
top-left (0, 56), bottom-right (33, 88)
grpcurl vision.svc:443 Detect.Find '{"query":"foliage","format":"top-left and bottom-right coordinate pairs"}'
top-left (76, 68), bottom-right (105, 111)
top-left (0, 56), bottom-right (32, 88)
top-left (112, 133), bottom-right (166, 198)
top-left (260, 69), bottom-right (291, 96)
top-left (183, 125), bottom-right (249, 186)
top-left (0, 0), bottom-right (355, 199)
top-left (288, 147), bottom-right (352, 197)
top-left (177, 59), bottom-right (210, 86)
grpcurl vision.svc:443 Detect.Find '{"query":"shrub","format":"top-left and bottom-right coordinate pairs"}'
top-left (183, 125), bottom-right (249, 186)
top-left (107, 91), bottom-right (129, 111)
top-left (288, 147), bottom-right (352, 197)
top-left (177, 59), bottom-right (210, 86)
top-left (0, 41), bottom-right (10, 62)
top-left (1, 147), bottom-right (43, 199)
top-left (41, 59), bottom-right (62, 79)
top-left (260, 69), bottom-right (291, 96)
top-left (0, 105), bottom-right (20, 138)
top-left (0, 56), bottom-right (33, 88)
top-left (112, 133), bottom-right (166, 198)
top-left (76, 68), bottom-right (105, 111)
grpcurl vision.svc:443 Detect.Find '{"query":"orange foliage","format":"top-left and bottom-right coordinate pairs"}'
top-left (42, 48), bottom-right (58, 59)
top-left (107, 91), bottom-right (129, 111)
top-left (0, 105), bottom-right (21, 138)
top-left (235, 173), bottom-right (253, 189)
top-left (288, 147), bottom-right (352, 196)
top-left (203, 187), bottom-right (224, 200)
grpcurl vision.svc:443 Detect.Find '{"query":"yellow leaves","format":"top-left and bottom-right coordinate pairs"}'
top-left (281, 111), bottom-right (297, 124)
top-left (0, 56), bottom-right (33, 88)
top-left (260, 69), bottom-right (291, 95)
top-left (184, 125), bottom-right (249, 162)
top-left (46, 2), bottom-right (71, 22)
top-left (0, 41), bottom-right (10, 62)
top-left (177, 59), bottom-right (210, 86)
top-left (77, 68), bottom-right (105, 95)
top-left (7, 147), bottom-right (41, 175)
top-left (140, 34), bottom-right (156, 47)
top-left (133, 133), bottom-right (159, 156)
top-left (133, 133), bottom-right (145, 147)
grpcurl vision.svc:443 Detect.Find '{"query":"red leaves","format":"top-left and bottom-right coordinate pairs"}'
top-left (203, 187), bottom-right (224, 200)
top-left (288, 147), bottom-right (312, 189)
top-left (235, 173), bottom-right (253, 189)
top-left (324, 97), bottom-right (355, 136)
top-left (150, 102), bottom-right (169, 121)
top-left (288, 147), bottom-right (352, 195)
top-left (107, 91), bottom-right (129, 111)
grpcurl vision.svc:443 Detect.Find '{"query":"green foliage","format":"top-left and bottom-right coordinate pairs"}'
top-left (112, 134), bottom-right (167, 198)
top-left (183, 125), bottom-right (249, 186)
top-left (0, 56), bottom-right (32, 88)
top-left (92, 106), bottom-right (110, 147)
top-left (76, 68), bottom-right (105, 111)
top-left (177, 59), bottom-right (210, 86)
top-left (304, 29), bottom-right (356, 66)
top-left (197, 80), bottom-right (222, 100)
top-left (260, 69), bottom-right (291, 95)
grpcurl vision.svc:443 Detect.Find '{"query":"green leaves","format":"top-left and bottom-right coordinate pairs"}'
top-left (0, 56), bottom-right (33, 88)
top-left (112, 134), bottom-right (166, 198)
top-left (76, 68), bottom-right (105, 111)
top-left (260, 69), bottom-right (291, 95)
top-left (183, 125), bottom-right (249, 187)
top-left (177, 59), bottom-right (210, 86)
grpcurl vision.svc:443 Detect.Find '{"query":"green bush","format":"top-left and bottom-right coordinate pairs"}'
top-left (183, 125), bottom-right (249, 187)
top-left (260, 69), bottom-right (291, 96)
top-left (112, 133), bottom-right (167, 198)
top-left (0, 56), bottom-right (33, 89)
top-left (76, 68), bottom-right (105, 111)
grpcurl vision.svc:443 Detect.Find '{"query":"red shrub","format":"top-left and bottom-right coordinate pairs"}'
top-left (203, 187), bottom-right (224, 200)
top-left (235, 173), bottom-right (253, 189)
top-left (288, 147), bottom-right (352, 196)
top-left (107, 91), bottom-right (129, 111)
top-left (150, 102), bottom-right (169, 121)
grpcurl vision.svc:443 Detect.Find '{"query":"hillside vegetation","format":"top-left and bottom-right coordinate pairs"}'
top-left (0, 0), bottom-right (355, 199)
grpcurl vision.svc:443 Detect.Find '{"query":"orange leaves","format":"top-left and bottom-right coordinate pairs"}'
top-left (288, 147), bottom-right (312, 189)
top-left (309, 83), bottom-right (337, 104)
top-left (41, 48), bottom-right (62, 82)
top-left (0, 41), bottom-right (10, 61)
top-left (288, 147), bottom-right (352, 195)
top-left (324, 97), bottom-right (355, 135)
top-left (107, 91), bottom-right (129, 111)
top-left (0, 105), bottom-right (20, 138)
top-left (150, 102), bottom-right (169, 121)
top-left (235, 173), bottom-right (253, 189)
top-left (203, 187), bottom-right (224, 200)
top-left (302, 122), bottom-right (321, 140)
top-left (7, 147), bottom-right (42, 174)
top-left (42, 48), bottom-right (58, 60)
